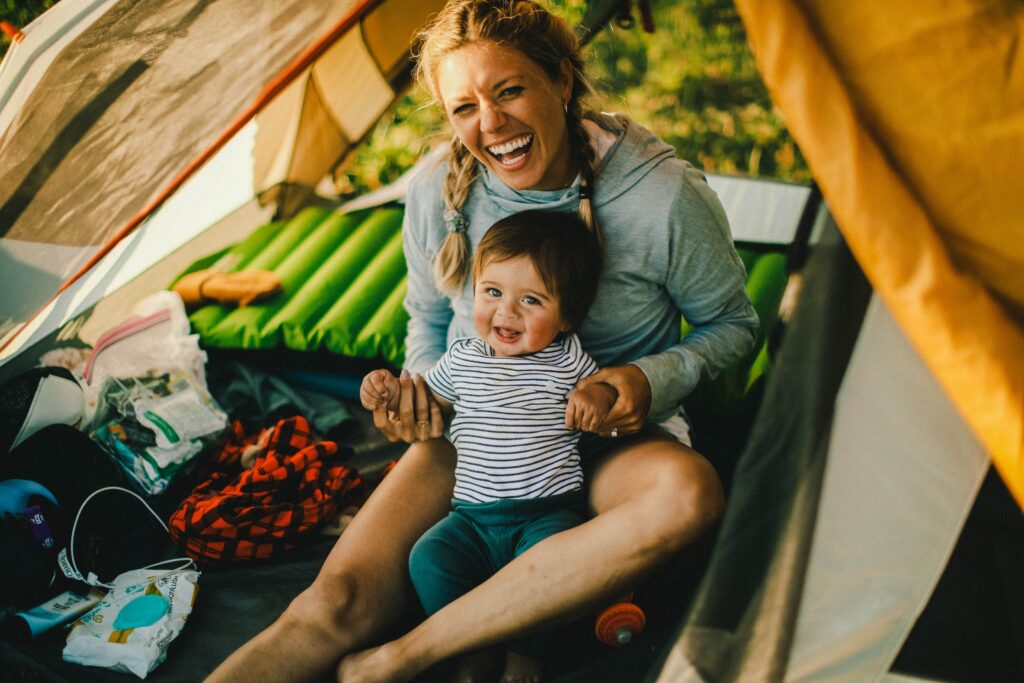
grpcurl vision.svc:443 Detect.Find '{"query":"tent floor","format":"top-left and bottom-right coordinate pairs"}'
top-left (0, 402), bottom-right (725, 683)
top-left (3, 367), bottom-right (1018, 682)
top-left (0, 520), bottom-right (711, 683)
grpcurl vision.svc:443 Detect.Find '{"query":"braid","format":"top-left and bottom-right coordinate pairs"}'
top-left (433, 136), bottom-right (479, 294)
top-left (566, 105), bottom-right (602, 250)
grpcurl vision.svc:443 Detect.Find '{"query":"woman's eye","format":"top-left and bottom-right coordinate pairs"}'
top-left (452, 103), bottom-right (475, 116)
top-left (500, 86), bottom-right (523, 99)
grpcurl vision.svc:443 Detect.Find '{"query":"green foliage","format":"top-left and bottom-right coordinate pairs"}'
top-left (333, 91), bottom-right (447, 197)
top-left (0, 0), bottom-right (57, 60)
top-left (584, 0), bottom-right (809, 180)
top-left (337, 0), bottom-right (809, 197)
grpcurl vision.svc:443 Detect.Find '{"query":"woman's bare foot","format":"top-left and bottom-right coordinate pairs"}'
top-left (337, 642), bottom-right (424, 683)
top-left (500, 651), bottom-right (542, 683)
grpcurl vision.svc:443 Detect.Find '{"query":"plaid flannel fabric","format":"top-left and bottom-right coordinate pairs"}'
top-left (169, 416), bottom-right (364, 563)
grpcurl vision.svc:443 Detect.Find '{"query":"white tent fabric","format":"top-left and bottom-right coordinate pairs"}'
top-left (705, 175), bottom-right (810, 245)
top-left (658, 284), bottom-right (991, 683)
top-left (0, 0), bottom-right (444, 362)
top-left (0, 0), bottom-right (119, 138)
top-left (0, 122), bottom-right (258, 361)
top-left (787, 295), bottom-right (988, 681)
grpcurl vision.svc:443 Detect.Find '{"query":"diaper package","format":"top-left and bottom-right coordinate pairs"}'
top-left (63, 566), bottom-right (199, 678)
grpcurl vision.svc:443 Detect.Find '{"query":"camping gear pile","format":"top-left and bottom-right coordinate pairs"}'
top-left (0, 288), bottom-right (368, 678)
top-left (0, 0), bottom-right (1020, 682)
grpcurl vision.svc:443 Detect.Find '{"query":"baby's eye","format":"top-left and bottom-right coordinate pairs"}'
top-left (487, 287), bottom-right (502, 298)
top-left (522, 295), bottom-right (540, 305)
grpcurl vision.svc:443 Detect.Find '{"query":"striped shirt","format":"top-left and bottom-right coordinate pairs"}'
top-left (426, 334), bottom-right (598, 503)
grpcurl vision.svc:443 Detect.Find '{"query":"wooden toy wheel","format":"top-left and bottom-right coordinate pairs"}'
top-left (595, 601), bottom-right (646, 647)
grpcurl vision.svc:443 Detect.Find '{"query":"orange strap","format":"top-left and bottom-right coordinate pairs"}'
top-left (0, 21), bottom-right (25, 43)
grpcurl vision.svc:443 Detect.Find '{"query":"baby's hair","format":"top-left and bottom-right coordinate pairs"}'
top-left (414, 0), bottom-right (600, 294)
top-left (473, 211), bottom-right (602, 332)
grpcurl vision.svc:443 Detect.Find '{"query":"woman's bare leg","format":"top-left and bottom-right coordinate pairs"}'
top-left (205, 438), bottom-right (456, 683)
top-left (336, 435), bottom-right (724, 682)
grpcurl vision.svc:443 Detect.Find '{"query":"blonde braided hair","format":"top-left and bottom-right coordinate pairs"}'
top-left (415, 0), bottom-right (602, 293)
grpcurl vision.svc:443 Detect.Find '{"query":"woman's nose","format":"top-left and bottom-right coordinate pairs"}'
top-left (479, 102), bottom-right (506, 132)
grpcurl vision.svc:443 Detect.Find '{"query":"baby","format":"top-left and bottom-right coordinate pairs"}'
top-left (359, 210), bottom-right (614, 680)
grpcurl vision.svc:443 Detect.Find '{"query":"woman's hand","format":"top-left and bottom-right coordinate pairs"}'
top-left (573, 364), bottom-right (652, 437)
top-left (372, 369), bottom-right (445, 443)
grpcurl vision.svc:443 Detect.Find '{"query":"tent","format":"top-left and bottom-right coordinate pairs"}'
top-left (659, 1), bottom-right (1024, 681)
top-left (1, 0), bottom-right (1021, 681)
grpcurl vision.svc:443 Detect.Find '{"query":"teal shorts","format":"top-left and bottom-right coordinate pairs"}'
top-left (408, 490), bottom-right (586, 656)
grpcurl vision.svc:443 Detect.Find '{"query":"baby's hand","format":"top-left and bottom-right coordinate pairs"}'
top-left (565, 382), bottom-right (618, 433)
top-left (360, 369), bottom-right (400, 412)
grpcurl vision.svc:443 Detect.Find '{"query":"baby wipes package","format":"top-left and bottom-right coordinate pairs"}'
top-left (63, 565), bottom-right (199, 678)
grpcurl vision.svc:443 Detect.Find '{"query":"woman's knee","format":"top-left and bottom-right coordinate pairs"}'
top-left (647, 452), bottom-right (724, 550)
top-left (281, 568), bottom-right (364, 642)
top-left (594, 444), bottom-right (724, 554)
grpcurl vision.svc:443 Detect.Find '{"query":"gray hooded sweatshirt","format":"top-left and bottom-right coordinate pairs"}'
top-left (402, 113), bottom-right (758, 424)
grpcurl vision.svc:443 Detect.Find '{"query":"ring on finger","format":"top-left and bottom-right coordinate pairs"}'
top-left (416, 420), bottom-right (430, 428)
top-left (610, 427), bottom-right (619, 438)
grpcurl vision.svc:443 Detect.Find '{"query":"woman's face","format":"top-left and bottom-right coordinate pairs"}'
top-left (436, 42), bottom-right (574, 192)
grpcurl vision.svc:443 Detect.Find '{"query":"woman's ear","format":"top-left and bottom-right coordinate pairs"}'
top-left (558, 58), bottom-right (574, 104)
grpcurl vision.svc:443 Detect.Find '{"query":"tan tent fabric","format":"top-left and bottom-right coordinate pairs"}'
top-left (253, 0), bottom-right (445, 216)
top-left (362, 0), bottom-right (447, 80)
top-left (732, 0), bottom-right (1024, 508)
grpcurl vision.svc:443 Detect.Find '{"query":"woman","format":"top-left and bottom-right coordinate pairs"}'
top-left (207, 1), bottom-right (756, 681)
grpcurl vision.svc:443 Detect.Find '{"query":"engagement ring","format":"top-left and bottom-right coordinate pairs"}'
top-left (610, 427), bottom-right (619, 438)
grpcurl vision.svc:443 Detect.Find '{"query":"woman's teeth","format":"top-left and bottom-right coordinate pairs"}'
top-left (487, 135), bottom-right (532, 164)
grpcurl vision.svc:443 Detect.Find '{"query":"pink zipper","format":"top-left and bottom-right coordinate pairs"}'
top-left (83, 309), bottom-right (171, 383)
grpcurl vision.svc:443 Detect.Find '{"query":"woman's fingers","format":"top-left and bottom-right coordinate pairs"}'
top-left (397, 372), bottom-right (440, 442)
top-left (564, 393), bottom-right (577, 429)
top-left (369, 370), bottom-right (443, 443)
top-left (577, 365), bottom-right (651, 435)
top-left (428, 398), bottom-right (445, 439)
top-left (372, 405), bottom-right (401, 442)
top-left (412, 374), bottom-right (432, 442)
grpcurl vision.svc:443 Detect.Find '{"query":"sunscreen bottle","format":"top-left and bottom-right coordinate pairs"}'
top-left (0, 588), bottom-right (105, 643)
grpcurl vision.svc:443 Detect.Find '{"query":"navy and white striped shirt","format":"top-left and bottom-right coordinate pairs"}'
top-left (426, 334), bottom-right (598, 503)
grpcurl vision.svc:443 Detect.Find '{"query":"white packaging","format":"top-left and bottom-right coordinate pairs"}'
top-left (62, 567), bottom-right (200, 679)
top-left (133, 384), bottom-right (227, 449)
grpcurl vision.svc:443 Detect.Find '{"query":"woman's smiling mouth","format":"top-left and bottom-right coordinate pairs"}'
top-left (486, 134), bottom-right (533, 166)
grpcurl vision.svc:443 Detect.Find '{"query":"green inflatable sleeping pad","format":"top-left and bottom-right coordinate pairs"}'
top-left (176, 207), bottom-right (788, 411)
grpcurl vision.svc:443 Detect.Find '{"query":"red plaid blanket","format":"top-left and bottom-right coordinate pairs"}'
top-left (169, 416), bottom-right (365, 564)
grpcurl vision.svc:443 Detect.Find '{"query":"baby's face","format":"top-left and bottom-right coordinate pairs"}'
top-left (473, 255), bottom-right (567, 357)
